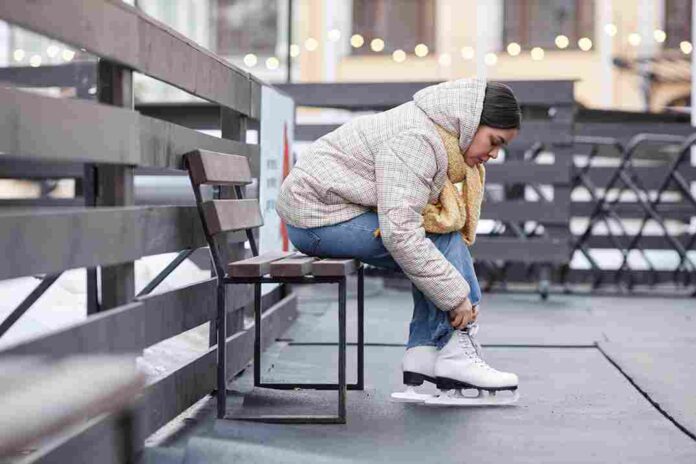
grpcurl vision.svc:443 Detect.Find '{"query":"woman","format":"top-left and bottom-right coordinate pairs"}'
top-left (276, 78), bottom-right (521, 404)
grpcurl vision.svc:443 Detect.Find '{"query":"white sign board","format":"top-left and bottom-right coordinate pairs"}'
top-left (259, 86), bottom-right (295, 256)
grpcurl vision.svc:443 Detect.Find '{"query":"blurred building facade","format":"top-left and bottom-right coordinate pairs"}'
top-left (0, 0), bottom-right (692, 111)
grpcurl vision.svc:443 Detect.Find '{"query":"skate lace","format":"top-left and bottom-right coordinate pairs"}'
top-left (456, 324), bottom-right (495, 371)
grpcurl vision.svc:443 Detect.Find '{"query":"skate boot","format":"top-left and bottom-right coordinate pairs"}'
top-left (390, 346), bottom-right (439, 403)
top-left (425, 324), bottom-right (519, 406)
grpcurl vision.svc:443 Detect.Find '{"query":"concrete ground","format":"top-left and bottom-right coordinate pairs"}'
top-left (143, 278), bottom-right (696, 464)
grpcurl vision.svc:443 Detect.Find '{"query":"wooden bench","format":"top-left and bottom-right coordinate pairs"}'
top-left (185, 149), bottom-right (365, 424)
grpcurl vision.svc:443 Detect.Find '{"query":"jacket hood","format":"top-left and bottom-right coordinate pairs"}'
top-left (413, 78), bottom-right (486, 153)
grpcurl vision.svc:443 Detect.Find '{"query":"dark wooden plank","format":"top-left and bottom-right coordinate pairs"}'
top-left (228, 251), bottom-right (296, 277)
top-left (0, 206), bottom-right (216, 280)
top-left (185, 149), bottom-right (252, 186)
top-left (1, 279), bottom-right (256, 358)
top-left (202, 199), bottom-right (263, 234)
top-left (485, 161), bottom-right (571, 184)
top-left (0, 0), bottom-right (254, 115)
top-left (276, 80), bottom-right (574, 110)
top-left (506, 120), bottom-right (573, 149)
top-left (0, 86), bottom-right (259, 169)
top-left (0, 85), bottom-right (139, 165)
top-left (0, 62), bottom-right (96, 88)
top-left (578, 165), bottom-right (696, 190)
top-left (25, 409), bottom-right (133, 464)
top-left (571, 201), bottom-right (695, 220)
top-left (0, 198), bottom-right (84, 207)
top-left (0, 159), bottom-right (85, 179)
top-left (138, 114), bottom-right (260, 172)
top-left (471, 237), bottom-right (570, 263)
top-left (1, 302), bottom-right (145, 356)
top-left (0, 356), bottom-right (143, 458)
top-left (576, 122), bottom-right (694, 144)
top-left (582, 234), bottom-right (694, 249)
top-left (295, 124), bottom-right (339, 141)
top-left (312, 259), bottom-right (359, 276)
top-left (482, 201), bottom-right (569, 223)
top-left (270, 255), bottom-right (318, 277)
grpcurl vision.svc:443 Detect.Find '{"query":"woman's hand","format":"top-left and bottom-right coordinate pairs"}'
top-left (449, 298), bottom-right (479, 330)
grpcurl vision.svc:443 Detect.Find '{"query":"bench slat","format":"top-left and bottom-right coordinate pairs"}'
top-left (186, 149), bottom-right (253, 186)
top-left (312, 259), bottom-right (359, 276)
top-left (270, 255), bottom-right (319, 277)
top-left (227, 251), bottom-right (296, 277)
top-left (202, 199), bottom-right (262, 235)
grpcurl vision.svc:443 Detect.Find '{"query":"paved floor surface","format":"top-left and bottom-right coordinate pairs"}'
top-left (143, 280), bottom-right (696, 463)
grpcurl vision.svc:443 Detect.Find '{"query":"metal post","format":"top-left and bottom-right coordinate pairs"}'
top-left (96, 60), bottom-right (135, 310)
top-left (286, 0), bottom-right (293, 83)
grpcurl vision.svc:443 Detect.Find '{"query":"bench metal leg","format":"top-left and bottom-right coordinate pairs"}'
top-left (338, 276), bottom-right (347, 422)
top-left (253, 282), bottom-right (262, 387)
top-left (216, 283), bottom-right (227, 419)
top-left (227, 277), bottom-right (350, 424)
top-left (357, 265), bottom-right (365, 390)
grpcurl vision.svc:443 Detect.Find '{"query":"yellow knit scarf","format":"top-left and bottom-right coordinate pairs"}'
top-left (374, 125), bottom-right (485, 245)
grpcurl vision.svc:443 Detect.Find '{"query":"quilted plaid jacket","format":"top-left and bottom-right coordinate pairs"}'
top-left (276, 78), bottom-right (486, 311)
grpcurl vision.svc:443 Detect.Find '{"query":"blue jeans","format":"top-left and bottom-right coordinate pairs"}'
top-left (286, 211), bottom-right (481, 350)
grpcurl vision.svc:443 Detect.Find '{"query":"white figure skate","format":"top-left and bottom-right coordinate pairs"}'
top-left (390, 346), bottom-right (439, 403)
top-left (425, 324), bottom-right (519, 407)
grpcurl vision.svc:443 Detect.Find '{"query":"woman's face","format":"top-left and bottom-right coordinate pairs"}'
top-left (463, 125), bottom-right (519, 167)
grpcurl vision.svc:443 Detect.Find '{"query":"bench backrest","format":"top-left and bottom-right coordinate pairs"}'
top-left (184, 149), bottom-right (262, 278)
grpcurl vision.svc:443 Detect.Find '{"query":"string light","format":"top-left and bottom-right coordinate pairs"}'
top-left (392, 49), bottom-right (406, 63)
top-left (414, 43), bottom-right (429, 57)
top-left (628, 33), bottom-right (642, 46)
top-left (290, 44), bottom-right (300, 57)
top-left (266, 57), bottom-right (280, 70)
top-left (460, 46), bottom-right (474, 60)
top-left (438, 53), bottom-right (452, 66)
top-left (61, 49), bottom-right (75, 62)
top-left (370, 38), bottom-right (385, 52)
top-left (29, 55), bottom-right (42, 67)
top-left (304, 37), bottom-right (318, 51)
top-left (46, 45), bottom-right (59, 58)
top-left (328, 29), bottom-right (341, 42)
top-left (13, 49), bottom-right (25, 62)
top-left (243, 53), bottom-right (257, 67)
top-left (506, 42), bottom-right (521, 56)
top-left (484, 53), bottom-right (498, 66)
top-left (578, 37), bottom-right (593, 51)
top-left (653, 29), bottom-right (666, 43)
top-left (555, 35), bottom-right (569, 49)
top-left (680, 40), bottom-right (692, 54)
top-left (531, 47), bottom-right (544, 60)
top-left (604, 23), bottom-right (617, 37)
top-left (350, 34), bottom-right (364, 48)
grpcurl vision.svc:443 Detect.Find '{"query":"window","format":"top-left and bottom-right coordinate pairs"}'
top-left (503, 0), bottom-right (594, 50)
top-left (665, 0), bottom-right (691, 49)
top-left (215, 0), bottom-right (278, 57)
top-left (352, 0), bottom-right (435, 55)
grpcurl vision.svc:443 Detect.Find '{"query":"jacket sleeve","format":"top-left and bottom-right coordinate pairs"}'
top-left (375, 130), bottom-right (471, 311)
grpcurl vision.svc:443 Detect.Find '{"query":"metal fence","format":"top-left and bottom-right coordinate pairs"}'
top-left (277, 82), bottom-right (696, 296)
top-left (0, 1), bottom-right (296, 461)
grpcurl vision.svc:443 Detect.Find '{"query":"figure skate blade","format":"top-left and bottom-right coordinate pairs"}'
top-left (390, 386), bottom-right (438, 403)
top-left (424, 389), bottom-right (519, 407)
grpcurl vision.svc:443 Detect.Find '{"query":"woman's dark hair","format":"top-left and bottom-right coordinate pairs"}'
top-left (480, 82), bottom-right (522, 129)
